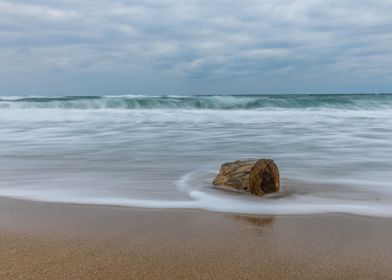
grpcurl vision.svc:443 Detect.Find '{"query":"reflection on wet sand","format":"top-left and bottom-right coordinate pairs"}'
top-left (229, 215), bottom-right (275, 229)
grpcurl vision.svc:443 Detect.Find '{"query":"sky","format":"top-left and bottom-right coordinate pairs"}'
top-left (0, 0), bottom-right (392, 96)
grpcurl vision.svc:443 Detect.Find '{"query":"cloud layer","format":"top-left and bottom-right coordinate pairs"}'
top-left (0, 0), bottom-right (392, 95)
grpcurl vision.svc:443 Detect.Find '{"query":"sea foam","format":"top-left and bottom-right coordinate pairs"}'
top-left (0, 94), bottom-right (391, 217)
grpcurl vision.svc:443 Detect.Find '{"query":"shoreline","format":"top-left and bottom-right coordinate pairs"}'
top-left (1, 197), bottom-right (392, 279)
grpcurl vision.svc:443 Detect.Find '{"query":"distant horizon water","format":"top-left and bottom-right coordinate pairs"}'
top-left (1, 92), bottom-right (392, 98)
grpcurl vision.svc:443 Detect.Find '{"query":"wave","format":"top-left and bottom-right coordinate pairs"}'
top-left (1, 170), bottom-right (392, 218)
top-left (1, 94), bottom-right (392, 110)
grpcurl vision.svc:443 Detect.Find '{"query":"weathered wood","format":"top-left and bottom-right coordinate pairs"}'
top-left (212, 159), bottom-right (280, 196)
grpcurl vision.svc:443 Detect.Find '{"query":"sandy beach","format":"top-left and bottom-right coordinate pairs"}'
top-left (0, 198), bottom-right (391, 279)
top-left (1, 0), bottom-right (392, 277)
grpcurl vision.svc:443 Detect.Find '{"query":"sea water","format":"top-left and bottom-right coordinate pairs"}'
top-left (0, 94), bottom-right (392, 217)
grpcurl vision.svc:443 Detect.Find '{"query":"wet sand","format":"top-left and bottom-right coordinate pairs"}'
top-left (0, 197), bottom-right (391, 279)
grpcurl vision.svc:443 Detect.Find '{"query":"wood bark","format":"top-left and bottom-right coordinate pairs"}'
top-left (212, 159), bottom-right (280, 196)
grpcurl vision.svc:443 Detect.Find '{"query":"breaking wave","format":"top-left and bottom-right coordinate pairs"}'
top-left (1, 94), bottom-right (392, 110)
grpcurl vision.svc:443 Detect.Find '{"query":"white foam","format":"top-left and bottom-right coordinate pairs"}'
top-left (1, 170), bottom-right (392, 218)
top-left (1, 107), bottom-right (392, 125)
top-left (1, 96), bottom-right (392, 218)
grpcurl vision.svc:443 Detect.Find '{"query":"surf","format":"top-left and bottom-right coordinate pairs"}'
top-left (1, 94), bottom-right (392, 110)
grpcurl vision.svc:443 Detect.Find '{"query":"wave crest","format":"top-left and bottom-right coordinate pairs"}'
top-left (1, 94), bottom-right (392, 110)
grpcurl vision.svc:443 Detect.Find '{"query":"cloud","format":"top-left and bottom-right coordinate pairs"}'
top-left (0, 1), bottom-right (79, 21)
top-left (0, 0), bottom-right (391, 94)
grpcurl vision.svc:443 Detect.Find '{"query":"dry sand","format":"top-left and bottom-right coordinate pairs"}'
top-left (0, 197), bottom-right (391, 279)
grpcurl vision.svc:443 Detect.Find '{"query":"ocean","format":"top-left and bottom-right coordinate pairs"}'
top-left (0, 94), bottom-right (392, 217)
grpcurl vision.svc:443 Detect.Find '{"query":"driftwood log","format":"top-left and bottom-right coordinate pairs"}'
top-left (212, 159), bottom-right (280, 196)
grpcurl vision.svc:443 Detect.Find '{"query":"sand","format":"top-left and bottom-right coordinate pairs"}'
top-left (0, 197), bottom-right (391, 279)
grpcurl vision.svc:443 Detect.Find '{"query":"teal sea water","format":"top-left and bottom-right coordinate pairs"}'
top-left (0, 94), bottom-right (392, 217)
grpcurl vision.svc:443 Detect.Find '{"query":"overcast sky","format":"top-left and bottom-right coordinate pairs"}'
top-left (0, 0), bottom-right (391, 95)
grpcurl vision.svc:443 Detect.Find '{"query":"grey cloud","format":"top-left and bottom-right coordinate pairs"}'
top-left (0, 0), bottom-right (391, 95)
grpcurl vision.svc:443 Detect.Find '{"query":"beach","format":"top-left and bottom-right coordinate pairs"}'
top-left (1, 94), bottom-right (392, 278)
top-left (1, 197), bottom-right (391, 279)
top-left (1, 0), bottom-right (392, 277)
